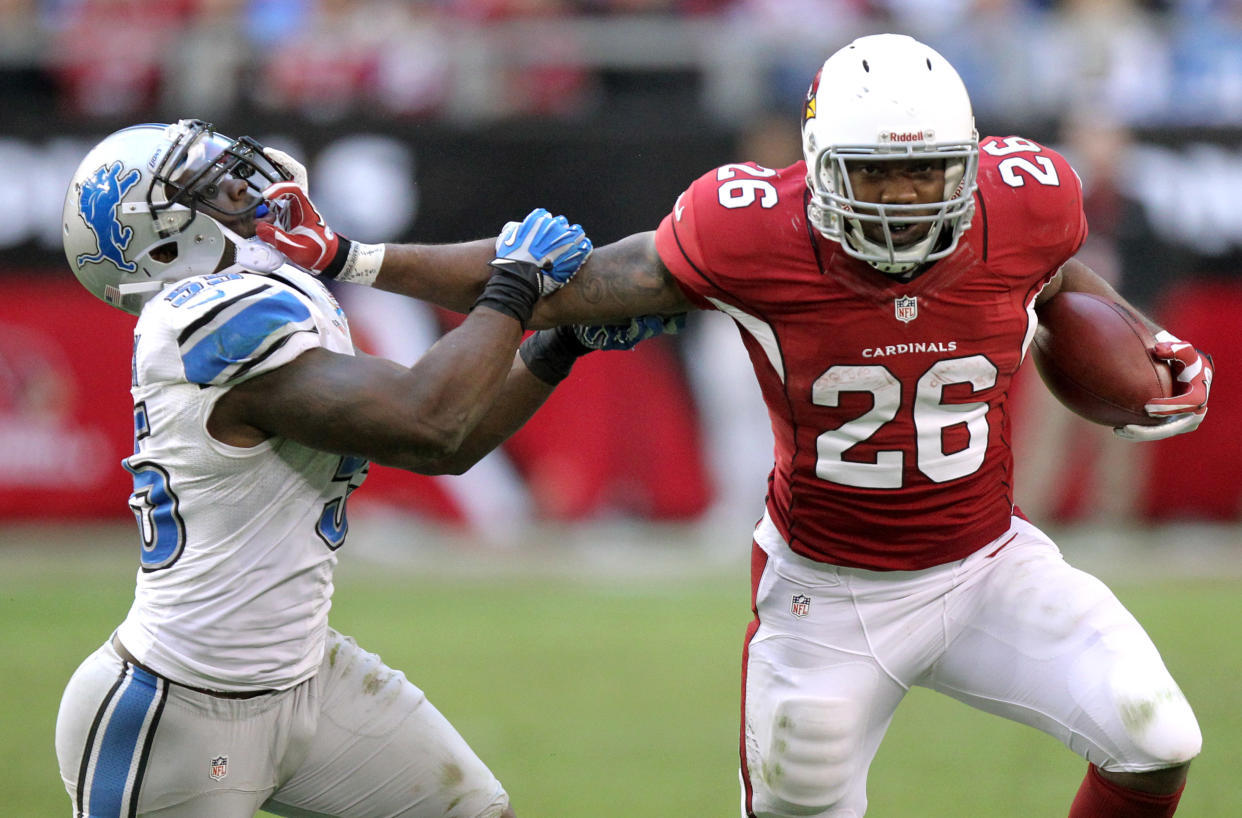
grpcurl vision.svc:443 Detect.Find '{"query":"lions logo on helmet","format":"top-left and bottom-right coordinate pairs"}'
top-left (63, 120), bottom-right (292, 316)
top-left (74, 162), bottom-right (142, 273)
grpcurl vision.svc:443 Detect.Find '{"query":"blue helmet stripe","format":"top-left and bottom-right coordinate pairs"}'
top-left (181, 290), bottom-right (313, 385)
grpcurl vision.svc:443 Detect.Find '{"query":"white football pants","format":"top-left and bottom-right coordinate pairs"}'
top-left (56, 628), bottom-right (509, 817)
top-left (742, 512), bottom-right (1201, 818)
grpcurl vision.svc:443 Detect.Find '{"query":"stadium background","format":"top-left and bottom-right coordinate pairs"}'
top-left (2, 1), bottom-right (1241, 816)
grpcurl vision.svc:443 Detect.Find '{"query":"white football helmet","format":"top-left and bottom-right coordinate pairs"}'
top-left (802, 34), bottom-right (979, 274)
top-left (62, 119), bottom-right (292, 314)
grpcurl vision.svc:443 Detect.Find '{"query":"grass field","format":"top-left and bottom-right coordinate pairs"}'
top-left (4, 520), bottom-right (1240, 817)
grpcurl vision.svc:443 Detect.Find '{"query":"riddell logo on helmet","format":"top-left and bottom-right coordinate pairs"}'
top-left (879, 130), bottom-right (934, 143)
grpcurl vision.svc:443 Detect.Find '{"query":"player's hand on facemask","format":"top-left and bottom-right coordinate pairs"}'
top-left (262, 147), bottom-right (309, 193)
top-left (491, 208), bottom-right (593, 296)
top-left (254, 182), bottom-right (386, 285)
top-left (254, 182), bottom-right (341, 273)
top-left (1114, 333), bottom-right (1213, 441)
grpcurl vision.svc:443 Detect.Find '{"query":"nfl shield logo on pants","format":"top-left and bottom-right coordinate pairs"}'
top-left (894, 295), bottom-right (918, 323)
top-left (209, 755), bottom-right (229, 781)
top-left (791, 594), bottom-right (811, 618)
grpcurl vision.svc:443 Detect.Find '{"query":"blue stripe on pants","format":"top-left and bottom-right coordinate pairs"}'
top-left (89, 667), bottom-right (160, 817)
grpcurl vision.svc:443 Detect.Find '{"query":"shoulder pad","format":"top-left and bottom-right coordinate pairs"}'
top-left (976, 136), bottom-right (1087, 259)
top-left (150, 272), bottom-right (320, 386)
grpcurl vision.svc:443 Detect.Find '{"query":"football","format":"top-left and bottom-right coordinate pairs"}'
top-left (1031, 291), bottom-right (1174, 427)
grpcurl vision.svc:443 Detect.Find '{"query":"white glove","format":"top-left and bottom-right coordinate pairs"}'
top-left (262, 146), bottom-right (309, 193)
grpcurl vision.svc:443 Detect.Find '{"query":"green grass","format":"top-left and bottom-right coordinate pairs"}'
top-left (4, 534), bottom-right (1240, 817)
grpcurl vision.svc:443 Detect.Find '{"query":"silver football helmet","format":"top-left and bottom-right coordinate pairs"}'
top-left (62, 119), bottom-right (292, 314)
top-left (802, 34), bottom-right (979, 275)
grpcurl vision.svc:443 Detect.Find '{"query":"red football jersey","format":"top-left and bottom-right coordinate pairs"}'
top-left (654, 136), bottom-right (1087, 570)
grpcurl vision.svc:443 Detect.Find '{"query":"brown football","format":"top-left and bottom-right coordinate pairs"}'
top-left (1031, 292), bottom-right (1174, 427)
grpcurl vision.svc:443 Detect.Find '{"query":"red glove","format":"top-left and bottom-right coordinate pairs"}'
top-left (1145, 338), bottom-right (1212, 417)
top-left (255, 181), bottom-right (350, 277)
top-left (1114, 333), bottom-right (1213, 441)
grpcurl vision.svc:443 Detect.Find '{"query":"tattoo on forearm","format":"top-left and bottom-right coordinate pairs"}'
top-left (573, 238), bottom-right (677, 313)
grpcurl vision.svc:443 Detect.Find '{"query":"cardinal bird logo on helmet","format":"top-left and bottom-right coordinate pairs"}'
top-left (803, 67), bottom-right (822, 123)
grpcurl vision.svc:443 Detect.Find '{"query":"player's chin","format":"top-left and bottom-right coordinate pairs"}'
top-left (864, 224), bottom-right (927, 248)
top-left (888, 223), bottom-right (929, 246)
top-left (220, 215), bottom-right (257, 239)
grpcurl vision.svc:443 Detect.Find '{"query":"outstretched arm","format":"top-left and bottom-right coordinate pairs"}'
top-left (216, 211), bottom-right (593, 473)
top-left (256, 179), bottom-right (692, 323)
top-left (210, 307), bottom-right (533, 473)
top-left (531, 231), bottom-right (693, 327)
top-left (257, 182), bottom-right (591, 313)
top-left (374, 230), bottom-right (695, 325)
top-left (372, 240), bottom-right (497, 312)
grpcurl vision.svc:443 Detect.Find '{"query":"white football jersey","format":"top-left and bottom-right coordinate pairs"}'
top-left (114, 266), bottom-right (368, 692)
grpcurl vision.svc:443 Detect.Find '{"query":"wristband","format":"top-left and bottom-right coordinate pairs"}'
top-left (473, 265), bottom-right (539, 327)
top-left (321, 235), bottom-right (385, 287)
top-left (519, 326), bottom-right (591, 385)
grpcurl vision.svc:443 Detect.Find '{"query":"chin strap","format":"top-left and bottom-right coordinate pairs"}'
top-left (215, 222), bottom-right (288, 275)
top-left (108, 214), bottom-right (290, 313)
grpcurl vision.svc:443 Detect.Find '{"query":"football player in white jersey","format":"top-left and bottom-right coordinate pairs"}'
top-left (260, 36), bottom-right (1214, 818)
top-left (55, 119), bottom-right (674, 818)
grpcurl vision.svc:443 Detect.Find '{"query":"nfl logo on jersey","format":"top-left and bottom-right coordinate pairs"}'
top-left (791, 594), bottom-right (811, 618)
top-left (209, 755), bottom-right (229, 781)
top-left (894, 295), bottom-right (918, 323)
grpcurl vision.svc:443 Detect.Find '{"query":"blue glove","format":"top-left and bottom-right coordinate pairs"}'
top-left (573, 314), bottom-right (687, 350)
top-left (519, 314), bottom-right (687, 386)
top-left (492, 208), bottom-right (593, 296)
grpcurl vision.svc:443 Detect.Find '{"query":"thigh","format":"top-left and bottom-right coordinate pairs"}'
top-left (265, 630), bottom-right (509, 818)
top-left (56, 640), bottom-right (287, 818)
top-left (926, 520), bottom-right (1202, 772)
top-left (743, 542), bottom-right (906, 818)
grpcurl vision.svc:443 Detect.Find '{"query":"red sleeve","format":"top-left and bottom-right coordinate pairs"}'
top-left (653, 171), bottom-right (720, 311)
top-left (653, 161), bottom-right (810, 311)
top-left (976, 136), bottom-right (1088, 277)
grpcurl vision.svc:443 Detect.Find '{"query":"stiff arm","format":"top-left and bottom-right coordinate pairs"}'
top-left (530, 231), bottom-right (693, 328)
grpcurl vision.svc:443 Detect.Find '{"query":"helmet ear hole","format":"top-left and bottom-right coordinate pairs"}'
top-left (150, 242), bottom-right (178, 263)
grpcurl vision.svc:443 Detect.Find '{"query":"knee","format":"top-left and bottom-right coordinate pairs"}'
top-left (756, 697), bottom-right (860, 814)
top-left (1111, 675), bottom-right (1202, 766)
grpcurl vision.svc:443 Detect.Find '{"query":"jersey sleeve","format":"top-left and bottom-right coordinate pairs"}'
top-left (654, 170), bottom-right (722, 310)
top-left (139, 272), bottom-right (325, 388)
top-left (654, 161), bottom-right (807, 311)
top-left (976, 136), bottom-right (1088, 277)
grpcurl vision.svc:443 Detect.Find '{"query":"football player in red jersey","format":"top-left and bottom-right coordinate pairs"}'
top-left (262, 33), bottom-right (1212, 818)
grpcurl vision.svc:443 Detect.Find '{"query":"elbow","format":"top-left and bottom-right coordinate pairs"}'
top-left (385, 445), bottom-right (476, 477)
top-left (422, 458), bottom-right (472, 477)
top-left (366, 402), bottom-right (489, 474)
top-left (406, 420), bottom-right (468, 463)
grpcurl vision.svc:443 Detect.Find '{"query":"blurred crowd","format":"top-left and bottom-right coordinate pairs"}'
top-left (1, 0), bottom-right (1241, 126)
